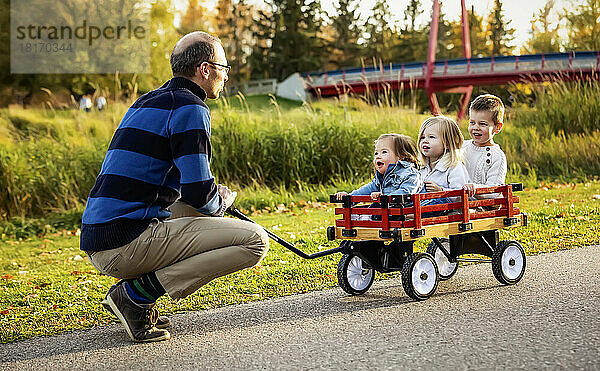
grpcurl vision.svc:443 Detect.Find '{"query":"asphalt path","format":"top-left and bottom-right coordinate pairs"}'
top-left (1, 245), bottom-right (599, 370)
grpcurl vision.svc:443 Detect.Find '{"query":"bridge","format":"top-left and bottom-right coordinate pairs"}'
top-left (303, 51), bottom-right (600, 98)
top-left (300, 0), bottom-right (599, 120)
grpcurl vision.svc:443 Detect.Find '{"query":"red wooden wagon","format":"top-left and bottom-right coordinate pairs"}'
top-left (326, 183), bottom-right (527, 300)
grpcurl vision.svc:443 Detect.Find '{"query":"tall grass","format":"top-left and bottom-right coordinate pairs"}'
top-left (511, 77), bottom-right (600, 135)
top-left (0, 84), bottom-right (599, 219)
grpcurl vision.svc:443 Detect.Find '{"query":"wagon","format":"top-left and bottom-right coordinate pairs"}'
top-left (228, 183), bottom-right (527, 301)
top-left (327, 183), bottom-right (527, 300)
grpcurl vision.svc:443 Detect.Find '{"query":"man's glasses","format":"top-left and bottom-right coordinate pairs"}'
top-left (198, 61), bottom-right (231, 74)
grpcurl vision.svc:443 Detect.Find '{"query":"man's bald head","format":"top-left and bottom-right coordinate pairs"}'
top-left (170, 31), bottom-right (222, 77)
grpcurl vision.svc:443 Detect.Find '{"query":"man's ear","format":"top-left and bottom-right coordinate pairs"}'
top-left (494, 122), bottom-right (503, 134)
top-left (197, 63), bottom-right (210, 79)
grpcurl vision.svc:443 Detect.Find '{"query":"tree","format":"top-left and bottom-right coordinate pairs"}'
top-left (445, 6), bottom-right (489, 59)
top-left (364, 0), bottom-right (396, 62)
top-left (404, 0), bottom-right (423, 33)
top-left (179, 0), bottom-right (213, 35)
top-left (467, 6), bottom-right (489, 57)
top-left (522, 0), bottom-right (561, 53)
top-left (486, 0), bottom-right (516, 55)
top-left (430, 3), bottom-right (455, 60)
top-left (563, 0), bottom-right (600, 51)
top-left (251, 0), bottom-right (327, 81)
top-left (328, 0), bottom-right (363, 69)
top-left (214, 0), bottom-right (255, 83)
top-left (392, 0), bottom-right (428, 63)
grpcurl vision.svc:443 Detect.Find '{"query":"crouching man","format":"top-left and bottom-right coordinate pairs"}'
top-left (80, 31), bottom-right (269, 342)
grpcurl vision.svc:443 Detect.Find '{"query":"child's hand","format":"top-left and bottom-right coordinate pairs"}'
top-left (370, 191), bottom-right (382, 200)
top-left (335, 191), bottom-right (348, 200)
top-left (463, 183), bottom-right (476, 197)
top-left (424, 181), bottom-right (442, 192)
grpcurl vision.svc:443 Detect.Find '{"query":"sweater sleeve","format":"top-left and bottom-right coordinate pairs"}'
top-left (443, 164), bottom-right (470, 191)
top-left (168, 103), bottom-right (224, 216)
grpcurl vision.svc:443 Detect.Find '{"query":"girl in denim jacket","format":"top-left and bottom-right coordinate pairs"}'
top-left (335, 134), bottom-right (423, 201)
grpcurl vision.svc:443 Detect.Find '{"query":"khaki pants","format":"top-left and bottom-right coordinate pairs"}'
top-left (87, 202), bottom-right (269, 299)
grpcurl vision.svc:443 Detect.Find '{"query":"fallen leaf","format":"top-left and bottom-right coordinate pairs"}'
top-left (1, 274), bottom-right (14, 280)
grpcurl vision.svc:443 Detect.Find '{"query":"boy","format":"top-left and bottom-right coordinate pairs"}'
top-left (463, 94), bottom-right (507, 196)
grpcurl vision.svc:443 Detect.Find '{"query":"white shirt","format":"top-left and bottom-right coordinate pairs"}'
top-left (463, 139), bottom-right (507, 187)
top-left (419, 160), bottom-right (470, 191)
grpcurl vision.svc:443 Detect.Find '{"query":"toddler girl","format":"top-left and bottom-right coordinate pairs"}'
top-left (335, 133), bottom-right (423, 201)
top-left (418, 116), bottom-right (469, 213)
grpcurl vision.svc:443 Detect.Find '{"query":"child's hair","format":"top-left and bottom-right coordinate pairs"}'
top-left (376, 133), bottom-right (419, 167)
top-left (418, 116), bottom-right (464, 168)
top-left (469, 94), bottom-right (505, 125)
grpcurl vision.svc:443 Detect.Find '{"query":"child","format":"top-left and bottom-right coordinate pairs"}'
top-left (335, 133), bottom-right (423, 202)
top-left (463, 94), bottom-right (507, 197)
top-left (418, 116), bottom-right (470, 193)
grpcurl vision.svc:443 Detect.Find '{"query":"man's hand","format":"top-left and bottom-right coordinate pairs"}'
top-left (218, 184), bottom-right (237, 210)
top-left (424, 181), bottom-right (443, 192)
top-left (335, 191), bottom-right (348, 200)
top-left (463, 183), bottom-right (476, 197)
top-left (370, 191), bottom-right (382, 200)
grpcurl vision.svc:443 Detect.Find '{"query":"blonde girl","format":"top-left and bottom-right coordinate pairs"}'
top-left (418, 116), bottom-right (469, 192)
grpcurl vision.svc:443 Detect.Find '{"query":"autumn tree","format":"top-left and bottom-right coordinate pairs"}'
top-left (213, 0), bottom-right (255, 83)
top-left (563, 0), bottom-right (600, 50)
top-left (179, 0), bottom-right (213, 35)
top-left (522, 0), bottom-right (561, 53)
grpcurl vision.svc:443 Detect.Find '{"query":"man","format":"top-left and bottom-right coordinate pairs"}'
top-left (80, 31), bottom-right (269, 342)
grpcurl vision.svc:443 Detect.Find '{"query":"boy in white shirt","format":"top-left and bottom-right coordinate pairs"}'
top-left (463, 94), bottom-right (507, 197)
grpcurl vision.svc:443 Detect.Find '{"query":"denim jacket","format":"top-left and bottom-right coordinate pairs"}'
top-left (351, 161), bottom-right (423, 196)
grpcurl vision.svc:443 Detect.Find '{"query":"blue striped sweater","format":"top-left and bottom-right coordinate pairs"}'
top-left (80, 77), bottom-right (224, 252)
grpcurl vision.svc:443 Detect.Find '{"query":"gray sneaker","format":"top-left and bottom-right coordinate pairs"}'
top-left (101, 284), bottom-right (171, 329)
top-left (105, 283), bottom-right (171, 342)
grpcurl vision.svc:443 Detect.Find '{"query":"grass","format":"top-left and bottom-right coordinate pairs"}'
top-left (1, 87), bottom-right (600, 219)
top-left (1, 181), bottom-right (599, 343)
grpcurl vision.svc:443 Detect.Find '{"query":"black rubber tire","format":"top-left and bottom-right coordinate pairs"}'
top-left (401, 252), bottom-right (439, 301)
top-left (337, 253), bottom-right (375, 295)
top-left (426, 238), bottom-right (458, 281)
top-left (492, 240), bottom-right (526, 285)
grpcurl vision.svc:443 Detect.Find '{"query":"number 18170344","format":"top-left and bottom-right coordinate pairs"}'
top-left (19, 43), bottom-right (73, 53)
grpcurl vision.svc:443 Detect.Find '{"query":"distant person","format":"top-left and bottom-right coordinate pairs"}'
top-left (97, 96), bottom-right (107, 111)
top-left (79, 95), bottom-right (92, 112)
top-left (418, 116), bottom-right (470, 216)
top-left (80, 31), bottom-right (269, 343)
top-left (462, 94), bottom-right (507, 198)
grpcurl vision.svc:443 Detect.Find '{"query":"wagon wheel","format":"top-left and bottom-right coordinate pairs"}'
top-left (401, 252), bottom-right (439, 301)
top-left (492, 240), bottom-right (526, 285)
top-left (337, 254), bottom-right (374, 295)
top-left (426, 238), bottom-right (458, 281)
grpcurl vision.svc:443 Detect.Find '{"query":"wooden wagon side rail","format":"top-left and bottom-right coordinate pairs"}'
top-left (329, 183), bottom-right (526, 241)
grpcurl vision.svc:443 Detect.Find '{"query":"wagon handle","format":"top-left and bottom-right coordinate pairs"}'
top-left (226, 206), bottom-right (342, 260)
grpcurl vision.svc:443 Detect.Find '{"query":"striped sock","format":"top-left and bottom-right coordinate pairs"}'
top-left (122, 272), bottom-right (166, 305)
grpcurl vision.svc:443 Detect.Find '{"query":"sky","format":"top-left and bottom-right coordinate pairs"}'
top-left (173, 0), bottom-right (576, 51)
